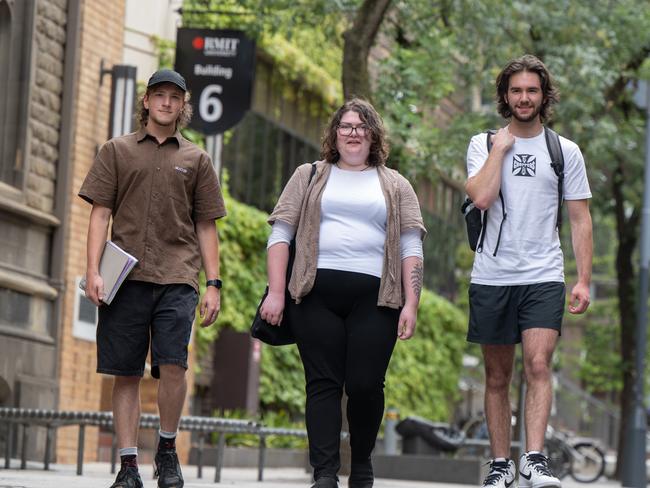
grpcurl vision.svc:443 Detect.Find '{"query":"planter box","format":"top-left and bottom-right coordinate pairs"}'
top-left (189, 446), bottom-right (308, 469)
top-left (372, 454), bottom-right (484, 485)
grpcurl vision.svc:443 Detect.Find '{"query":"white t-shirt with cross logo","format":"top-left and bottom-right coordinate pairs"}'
top-left (466, 129), bottom-right (592, 285)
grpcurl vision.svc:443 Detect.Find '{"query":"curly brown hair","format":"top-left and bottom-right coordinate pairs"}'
top-left (496, 54), bottom-right (560, 123)
top-left (136, 86), bottom-right (193, 129)
top-left (320, 98), bottom-right (389, 166)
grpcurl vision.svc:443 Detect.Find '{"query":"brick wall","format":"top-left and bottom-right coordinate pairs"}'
top-left (55, 0), bottom-right (126, 464)
top-left (57, 0), bottom-right (192, 464)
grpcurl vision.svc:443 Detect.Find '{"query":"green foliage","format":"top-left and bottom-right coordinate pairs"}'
top-left (150, 35), bottom-right (176, 69)
top-left (258, 340), bottom-right (305, 415)
top-left (180, 128), bottom-right (206, 148)
top-left (385, 289), bottom-right (467, 420)
top-left (569, 299), bottom-right (624, 394)
top-left (196, 180), bottom-right (270, 357)
top-left (257, 35), bottom-right (341, 106)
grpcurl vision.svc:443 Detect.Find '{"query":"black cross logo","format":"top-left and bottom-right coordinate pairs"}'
top-left (512, 154), bottom-right (536, 177)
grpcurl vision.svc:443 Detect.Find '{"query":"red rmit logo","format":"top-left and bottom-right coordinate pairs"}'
top-left (192, 37), bottom-right (204, 50)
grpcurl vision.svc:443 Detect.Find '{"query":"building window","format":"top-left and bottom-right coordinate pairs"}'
top-left (222, 111), bottom-right (320, 212)
top-left (0, 0), bottom-right (34, 188)
top-left (72, 277), bottom-right (97, 342)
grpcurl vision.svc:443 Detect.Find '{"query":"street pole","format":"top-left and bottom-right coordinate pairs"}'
top-left (206, 133), bottom-right (223, 177)
top-left (622, 79), bottom-right (650, 488)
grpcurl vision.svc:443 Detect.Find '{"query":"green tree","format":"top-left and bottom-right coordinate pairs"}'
top-left (373, 1), bottom-right (650, 476)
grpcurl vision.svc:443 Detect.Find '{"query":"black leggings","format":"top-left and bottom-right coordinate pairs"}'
top-left (289, 269), bottom-right (399, 480)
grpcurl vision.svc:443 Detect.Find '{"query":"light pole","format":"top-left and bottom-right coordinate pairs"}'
top-left (100, 61), bottom-right (137, 139)
top-left (622, 78), bottom-right (650, 488)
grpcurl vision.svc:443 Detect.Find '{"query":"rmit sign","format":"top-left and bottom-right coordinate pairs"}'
top-left (175, 28), bottom-right (255, 135)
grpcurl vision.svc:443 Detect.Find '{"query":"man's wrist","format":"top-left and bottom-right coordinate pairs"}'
top-left (206, 279), bottom-right (222, 289)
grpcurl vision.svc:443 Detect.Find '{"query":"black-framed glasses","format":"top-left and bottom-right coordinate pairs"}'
top-left (337, 124), bottom-right (369, 137)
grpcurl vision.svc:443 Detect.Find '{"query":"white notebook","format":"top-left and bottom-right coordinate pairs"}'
top-left (79, 241), bottom-right (138, 305)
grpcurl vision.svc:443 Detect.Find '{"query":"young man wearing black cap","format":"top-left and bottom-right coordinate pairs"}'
top-left (79, 69), bottom-right (226, 488)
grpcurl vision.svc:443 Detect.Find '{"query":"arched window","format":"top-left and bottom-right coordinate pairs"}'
top-left (0, 0), bottom-right (33, 188)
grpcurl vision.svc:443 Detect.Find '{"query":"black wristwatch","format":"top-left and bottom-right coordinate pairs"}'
top-left (206, 279), bottom-right (222, 289)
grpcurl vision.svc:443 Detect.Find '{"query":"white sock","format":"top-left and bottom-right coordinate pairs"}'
top-left (119, 447), bottom-right (138, 457)
top-left (159, 429), bottom-right (177, 439)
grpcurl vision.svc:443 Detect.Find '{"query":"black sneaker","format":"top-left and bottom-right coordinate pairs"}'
top-left (349, 459), bottom-right (373, 487)
top-left (154, 449), bottom-right (184, 488)
top-left (311, 476), bottom-right (340, 488)
top-left (109, 466), bottom-right (143, 488)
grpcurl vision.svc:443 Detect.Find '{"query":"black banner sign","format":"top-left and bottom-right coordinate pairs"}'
top-left (175, 28), bottom-right (255, 135)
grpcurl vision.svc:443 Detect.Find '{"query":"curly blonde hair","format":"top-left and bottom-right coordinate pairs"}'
top-left (320, 98), bottom-right (389, 166)
top-left (136, 87), bottom-right (193, 129)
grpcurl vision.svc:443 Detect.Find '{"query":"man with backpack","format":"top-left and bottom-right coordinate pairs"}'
top-left (464, 55), bottom-right (592, 488)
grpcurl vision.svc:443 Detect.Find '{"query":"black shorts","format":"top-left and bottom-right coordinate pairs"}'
top-left (97, 280), bottom-right (198, 378)
top-left (467, 282), bottom-right (565, 345)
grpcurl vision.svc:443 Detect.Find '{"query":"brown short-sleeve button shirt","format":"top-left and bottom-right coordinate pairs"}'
top-left (79, 128), bottom-right (226, 291)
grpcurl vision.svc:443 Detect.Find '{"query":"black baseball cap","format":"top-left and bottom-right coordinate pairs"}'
top-left (147, 69), bottom-right (187, 92)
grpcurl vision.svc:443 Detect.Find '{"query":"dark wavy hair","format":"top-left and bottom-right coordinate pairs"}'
top-left (137, 86), bottom-right (193, 129)
top-left (496, 54), bottom-right (559, 123)
top-left (320, 98), bottom-right (389, 166)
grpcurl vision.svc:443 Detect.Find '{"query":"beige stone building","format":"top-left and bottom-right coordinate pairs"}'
top-left (0, 0), bottom-right (126, 464)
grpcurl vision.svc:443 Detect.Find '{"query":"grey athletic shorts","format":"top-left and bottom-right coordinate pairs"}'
top-left (467, 282), bottom-right (565, 345)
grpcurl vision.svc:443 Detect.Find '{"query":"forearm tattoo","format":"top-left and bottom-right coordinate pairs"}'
top-left (410, 261), bottom-right (423, 299)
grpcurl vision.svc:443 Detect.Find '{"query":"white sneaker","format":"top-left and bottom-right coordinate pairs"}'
top-left (519, 452), bottom-right (561, 488)
top-left (481, 459), bottom-right (516, 488)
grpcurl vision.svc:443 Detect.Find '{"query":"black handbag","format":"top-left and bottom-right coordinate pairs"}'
top-left (250, 163), bottom-right (316, 346)
top-left (250, 285), bottom-right (296, 345)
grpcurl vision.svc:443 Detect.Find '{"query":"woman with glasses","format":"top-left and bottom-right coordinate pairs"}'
top-left (260, 98), bottom-right (426, 488)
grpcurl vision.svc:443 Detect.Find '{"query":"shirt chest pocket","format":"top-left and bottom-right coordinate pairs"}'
top-left (166, 164), bottom-right (195, 204)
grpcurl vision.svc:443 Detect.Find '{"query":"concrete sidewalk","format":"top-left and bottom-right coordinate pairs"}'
top-left (0, 461), bottom-right (621, 488)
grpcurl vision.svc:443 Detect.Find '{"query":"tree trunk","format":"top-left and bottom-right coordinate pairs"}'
top-left (612, 163), bottom-right (640, 479)
top-left (341, 0), bottom-right (392, 100)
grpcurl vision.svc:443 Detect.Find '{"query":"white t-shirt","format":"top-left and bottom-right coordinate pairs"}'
top-left (317, 165), bottom-right (387, 277)
top-left (267, 164), bottom-right (423, 278)
top-left (466, 130), bottom-right (592, 285)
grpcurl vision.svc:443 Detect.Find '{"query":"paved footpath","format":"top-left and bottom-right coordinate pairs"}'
top-left (0, 461), bottom-right (622, 488)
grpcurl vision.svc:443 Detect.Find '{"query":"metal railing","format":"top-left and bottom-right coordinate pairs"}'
top-left (0, 407), bottom-right (308, 482)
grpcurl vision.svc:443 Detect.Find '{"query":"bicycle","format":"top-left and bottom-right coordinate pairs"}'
top-left (395, 416), bottom-right (606, 483)
top-left (544, 425), bottom-right (606, 483)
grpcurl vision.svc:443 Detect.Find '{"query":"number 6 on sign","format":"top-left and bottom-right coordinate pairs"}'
top-left (199, 84), bottom-right (223, 122)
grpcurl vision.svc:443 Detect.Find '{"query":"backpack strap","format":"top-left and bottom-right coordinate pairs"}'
top-left (476, 131), bottom-right (498, 253)
top-left (486, 130), bottom-right (496, 152)
top-left (477, 131), bottom-right (507, 255)
top-left (543, 127), bottom-right (564, 229)
top-left (492, 191), bottom-right (506, 256)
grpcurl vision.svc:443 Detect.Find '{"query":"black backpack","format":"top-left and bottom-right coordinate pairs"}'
top-left (461, 127), bottom-right (565, 256)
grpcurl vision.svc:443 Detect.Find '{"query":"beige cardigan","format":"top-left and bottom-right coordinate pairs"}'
top-left (268, 161), bottom-right (426, 309)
